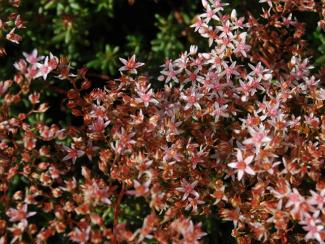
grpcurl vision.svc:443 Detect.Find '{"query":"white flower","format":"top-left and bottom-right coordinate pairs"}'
top-left (119, 55), bottom-right (144, 74)
top-left (228, 149), bottom-right (255, 181)
top-left (243, 125), bottom-right (271, 154)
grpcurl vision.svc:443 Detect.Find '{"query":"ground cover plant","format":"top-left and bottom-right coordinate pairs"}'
top-left (0, 0), bottom-right (325, 243)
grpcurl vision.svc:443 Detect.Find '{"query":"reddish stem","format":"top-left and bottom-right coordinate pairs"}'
top-left (112, 182), bottom-right (126, 244)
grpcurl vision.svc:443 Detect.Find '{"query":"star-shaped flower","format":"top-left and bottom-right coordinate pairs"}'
top-left (228, 149), bottom-right (255, 180)
top-left (119, 55), bottom-right (144, 74)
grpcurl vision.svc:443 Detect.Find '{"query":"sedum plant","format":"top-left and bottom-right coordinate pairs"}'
top-left (0, 0), bottom-right (325, 243)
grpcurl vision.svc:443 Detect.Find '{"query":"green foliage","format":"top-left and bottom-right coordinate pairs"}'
top-left (313, 29), bottom-right (325, 66)
top-left (151, 14), bottom-right (185, 59)
top-left (93, 0), bottom-right (115, 16)
top-left (87, 44), bottom-right (120, 75)
top-left (2, 0), bottom-right (202, 77)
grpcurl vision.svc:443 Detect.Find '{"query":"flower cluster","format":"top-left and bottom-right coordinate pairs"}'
top-left (0, 0), bottom-right (325, 243)
top-left (14, 49), bottom-right (58, 81)
top-left (0, 0), bottom-right (24, 55)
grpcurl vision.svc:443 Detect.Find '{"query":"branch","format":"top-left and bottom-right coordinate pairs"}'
top-left (112, 182), bottom-right (126, 244)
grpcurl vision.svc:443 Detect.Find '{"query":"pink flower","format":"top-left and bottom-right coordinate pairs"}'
top-left (110, 128), bottom-right (136, 154)
top-left (162, 145), bottom-right (183, 162)
top-left (135, 83), bottom-right (159, 107)
top-left (176, 179), bottom-right (199, 201)
top-left (228, 149), bottom-right (255, 181)
top-left (206, 53), bottom-right (223, 72)
top-left (300, 212), bottom-right (324, 243)
top-left (48, 52), bottom-right (59, 70)
top-left (36, 57), bottom-right (51, 80)
top-left (88, 118), bottom-right (110, 133)
top-left (85, 141), bottom-right (100, 161)
top-left (131, 152), bottom-right (153, 178)
top-left (119, 55), bottom-right (144, 74)
top-left (243, 125), bottom-right (271, 154)
top-left (308, 189), bottom-right (325, 210)
top-left (23, 49), bottom-right (43, 66)
top-left (131, 214), bottom-right (158, 242)
top-left (7, 223), bottom-right (25, 244)
top-left (6, 28), bottom-right (22, 44)
top-left (210, 185), bottom-right (228, 204)
top-left (285, 188), bottom-right (311, 219)
top-left (26, 66), bottom-right (39, 80)
top-left (127, 180), bottom-right (151, 197)
top-left (28, 92), bottom-right (40, 104)
top-left (181, 89), bottom-right (204, 110)
top-left (220, 61), bottom-right (239, 82)
top-left (211, 0), bottom-right (229, 12)
top-left (69, 227), bottom-right (90, 244)
top-left (233, 32), bottom-right (250, 57)
top-left (184, 69), bottom-right (201, 84)
top-left (6, 204), bottom-right (36, 228)
top-left (282, 13), bottom-right (296, 26)
top-left (191, 16), bottom-right (208, 32)
top-left (81, 179), bottom-right (111, 205)
top-left (175, 52), bottom-right (189, 71)
top-left (248, 62), bottom-right (271, 81)
top-left (185, 197), bottom-right (205, 213)
top-left (209, 103), bottom-right (229, 122)
top-left (215, 36), bottom-right (235, 54)
top-left (160, 62), bottom-right (181, 83)
top-left (199, 3), bottom-right (219, 24)
top-left (216, 20), bottom-right (235, 38)
top-left (189, 148), bottom-right (207, 170)
top-left (230, 9), bottom-right (248, 29)
top-left (62, 145), bottom-right (85, 164)
top-left (13, 59), bottom-right (27, 73)
top-left (0, 80), bottom-right (11, 96)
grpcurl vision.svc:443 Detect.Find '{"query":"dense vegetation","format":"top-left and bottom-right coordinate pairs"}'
top-left (0, 0), bottom-right (325, 243)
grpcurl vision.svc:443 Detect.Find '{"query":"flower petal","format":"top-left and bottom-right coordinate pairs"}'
top-left (245, 166), bottom-right (256, 175)
top-left (244, 155), bottom-right (254, 164)
top-left (236, 149), bottom-right (243, 161)
top-left (228, 162), bottom-right (238, 168)
top-left (237, 170), bottom-right (244, 181)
